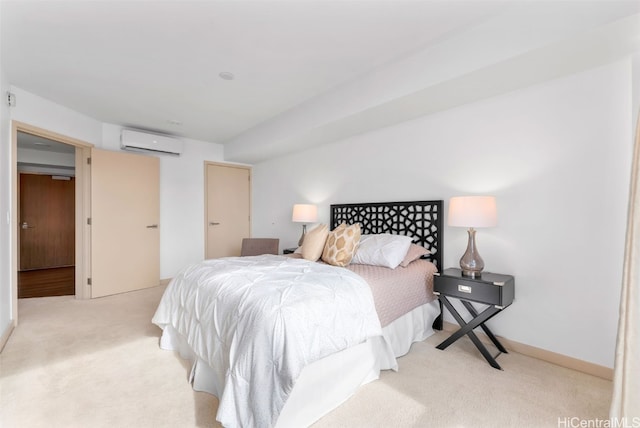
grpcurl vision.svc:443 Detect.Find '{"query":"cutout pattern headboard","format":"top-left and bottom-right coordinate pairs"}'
top-left (330, 200), bottom-right (443, 270)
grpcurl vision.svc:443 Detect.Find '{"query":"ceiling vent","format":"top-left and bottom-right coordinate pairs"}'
top-left (120, 129), bottom-right (183, 156)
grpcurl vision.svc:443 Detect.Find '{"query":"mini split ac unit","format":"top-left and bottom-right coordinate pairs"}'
top-left (120, 129), bottom-right (183, 156)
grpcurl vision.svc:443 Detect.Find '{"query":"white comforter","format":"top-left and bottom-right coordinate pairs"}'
top-left (152, 254), bottom-right (389, 428)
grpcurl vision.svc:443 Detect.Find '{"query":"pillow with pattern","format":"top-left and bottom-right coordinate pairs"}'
top-left (321, 223), bottom-right (361, 267)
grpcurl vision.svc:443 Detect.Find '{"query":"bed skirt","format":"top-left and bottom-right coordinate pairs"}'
top-left (158, 300), bottom-right (440, 427)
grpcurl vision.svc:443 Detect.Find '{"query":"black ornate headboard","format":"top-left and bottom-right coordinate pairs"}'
top-left (330, 200), bottom-right (443, 270)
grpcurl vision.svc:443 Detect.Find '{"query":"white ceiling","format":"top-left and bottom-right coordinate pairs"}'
top-left (2, 1), bottom-right (640, 163)
top-left (17, 132), bottom-right (75, 154)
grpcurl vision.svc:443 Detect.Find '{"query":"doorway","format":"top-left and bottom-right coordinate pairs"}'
top-left (17, 132), bottom-right (77, 298)
top-left (11, 122), bottom-right (92, 325)
top-left (18, 172), bottom-right (76, 298)
top-left (204, 162), bottom-right (251, 259)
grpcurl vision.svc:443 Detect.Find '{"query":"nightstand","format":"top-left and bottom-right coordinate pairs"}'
top-left (433, 268), bottom-right (515, 370)
top-left (283, 247), bottom-right (297, 255)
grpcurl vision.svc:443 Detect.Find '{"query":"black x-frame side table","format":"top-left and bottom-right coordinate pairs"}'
top-left (433, 268), bottom-right (515, 370)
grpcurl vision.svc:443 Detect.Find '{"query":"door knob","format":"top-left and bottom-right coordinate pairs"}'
top-left (209, 222), bottom-right (220, 226)
top-left (146, 224), bottom-right (159, 229)
top-left (21, 222), bottom-right (34, 229)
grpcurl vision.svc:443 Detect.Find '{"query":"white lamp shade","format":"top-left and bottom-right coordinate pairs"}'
top-left (292, 204), bottom-right (318, 223)
top-left (448, 196), bottom-right (497, 228)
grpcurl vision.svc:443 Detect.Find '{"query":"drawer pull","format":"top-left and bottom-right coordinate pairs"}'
top-left (458, 284), bottom-right (472, 293)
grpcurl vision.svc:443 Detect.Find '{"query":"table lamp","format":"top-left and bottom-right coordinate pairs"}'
top-left (448, 196), bottom-right (497, 278)
top-left (292, 204), bottom-right (318, 246)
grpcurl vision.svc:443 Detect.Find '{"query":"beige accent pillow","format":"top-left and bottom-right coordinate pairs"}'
top-left (321, 223), bottom-right (361, 267)
top-left (301, 224), bottom-right (329, 261)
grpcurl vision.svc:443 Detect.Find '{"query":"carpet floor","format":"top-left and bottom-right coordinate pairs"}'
top-left (0, 285), bottom-right (612, 428)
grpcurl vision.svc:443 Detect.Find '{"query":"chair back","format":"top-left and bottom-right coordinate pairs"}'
top-left (240, 238), bottom-right (279, 256)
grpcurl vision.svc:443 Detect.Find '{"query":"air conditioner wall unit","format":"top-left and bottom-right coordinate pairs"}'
top-left (121, 129), bottom-right (183, 156)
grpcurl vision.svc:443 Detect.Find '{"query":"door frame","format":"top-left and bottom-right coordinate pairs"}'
top-left (203, 161), bottom-right (252, 259)
top-left (11, 121), bottom-right (93, 323)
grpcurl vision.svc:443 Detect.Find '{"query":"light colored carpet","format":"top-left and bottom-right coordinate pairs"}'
top-left (0, 285), bottom-right (612, 428)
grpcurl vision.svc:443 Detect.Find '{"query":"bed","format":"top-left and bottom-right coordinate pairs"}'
top-left (152, 200), bottom-right (443, 428)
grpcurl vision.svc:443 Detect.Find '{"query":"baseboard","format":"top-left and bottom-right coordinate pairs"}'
top-left (441, 321), bottom-right (613, 380)
top-left (0, 320), bottom-right (16, 353)
top-left (159, 278), bottom-right (172, 286)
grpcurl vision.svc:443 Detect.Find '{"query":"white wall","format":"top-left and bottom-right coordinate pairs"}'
top-left (0, 88), bottom-right (225, 331)
top-left (0, 10), bottom-right (13, 344)
top-left (634, 53), bottom-right (640, 122)
top-left (252, 59), bottom-right (634, 368)
top-left (101, 124), bottom-right (224, 278)
top-left (10, 87), bottom-right (104, 145)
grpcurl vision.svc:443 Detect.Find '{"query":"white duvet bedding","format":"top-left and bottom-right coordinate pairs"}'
top-left (152, 254), bottom-right (394, 428)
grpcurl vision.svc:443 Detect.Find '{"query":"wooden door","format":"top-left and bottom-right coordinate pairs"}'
top-left (19, 173), bottom-right (75, 270)
top-left (90, 148), bottom-right (160, 298)
top-left (205, 163), bottom-right (251, 259)
top-left (19, 173), bottom-right (76, 298)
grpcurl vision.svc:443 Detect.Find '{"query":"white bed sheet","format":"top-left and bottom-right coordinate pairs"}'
top-left (159, 299), bottom-right (440, 427)
top-left (152, 255), bottom-right (395, 428)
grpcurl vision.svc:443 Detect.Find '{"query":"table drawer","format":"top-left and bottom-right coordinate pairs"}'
top-left (434, 273), bottom-right (514, 307)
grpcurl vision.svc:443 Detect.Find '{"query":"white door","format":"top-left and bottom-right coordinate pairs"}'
top-left (205, 163), bottom-right (251, 259)
top-left (90, 148), bottom-right (160, 298)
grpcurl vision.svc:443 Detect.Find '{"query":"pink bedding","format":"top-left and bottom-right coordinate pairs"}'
top-left (347, 259), bottom-right (438, 327)
top-left (286, 253), bottom-right (437, 327)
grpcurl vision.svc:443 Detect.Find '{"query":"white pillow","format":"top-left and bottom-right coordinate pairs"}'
top-left (351, 233), bottom-right (413, 269)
